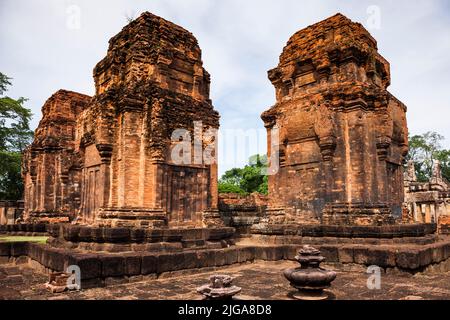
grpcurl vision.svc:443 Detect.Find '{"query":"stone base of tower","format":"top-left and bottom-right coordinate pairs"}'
top-left (251, 222), bottom-right (437, 240)
top-left (43, 223), bottom-right (236, 253)
top-left (26, 211), bottom-right (72, 224)
top-left (94, 208), bottom-right (227, 229)
top-left (322, 203), bottom-right (396, 226)
top-left (94, 208), bottom-right (168, 229)
top-left (255, 203), bottom-right (396, 230)
top-left (254, 207), bottom-right (321, 226)
top-left (202, 209), bottom-right (226, 228)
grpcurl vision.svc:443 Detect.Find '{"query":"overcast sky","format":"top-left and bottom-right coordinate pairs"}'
top-left (1, 0), bottom-right (449, 175)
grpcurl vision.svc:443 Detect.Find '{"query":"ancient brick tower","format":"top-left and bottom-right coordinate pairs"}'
top-left (22, 91), bottom-right (91, 223)
top-left (262, 14), bottom-right (409, 226)
top-left (23, 12), bottom-right (221, 228)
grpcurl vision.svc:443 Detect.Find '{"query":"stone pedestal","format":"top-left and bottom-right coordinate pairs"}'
top-left (284, 246), bottom-right (336, 300)
top-left (197, 275), bottom-right (242, 300)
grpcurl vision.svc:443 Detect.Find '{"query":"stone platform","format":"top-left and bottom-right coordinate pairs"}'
top-left (0, 224), bottom-right (47, 236)
top-left (1, 223), bottom-right (450, 289)
top-left (251, 224), bottom-right (438, 243)
top-left (45, 224), bottom-right (235, 252)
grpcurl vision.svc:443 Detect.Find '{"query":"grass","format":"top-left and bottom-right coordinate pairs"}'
top-left (0, 236), bottom-right (48, 244)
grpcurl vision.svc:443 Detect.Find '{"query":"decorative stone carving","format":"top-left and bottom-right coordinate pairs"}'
top-left (314, 99), bottom-right (337, 161)
top-left (197, 275), bottom-right (242, 300)
top-left (405, 160), bottom-right (417, 182)
top-left (404, 160), bottom-right (450, 228)
top-left (431, 160), bottom-right (444, 184)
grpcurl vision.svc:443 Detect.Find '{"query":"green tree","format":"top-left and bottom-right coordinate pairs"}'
top-left (218, 182), bottom-right (247, 195)
top-left (0, 72), bottom-right (34, 200)
top-left (218, 154), bottom-right (268, 195)
top-left (406, 131), bottom-right (450, 182)
top-left (435, 149), bottom-right (450, 182)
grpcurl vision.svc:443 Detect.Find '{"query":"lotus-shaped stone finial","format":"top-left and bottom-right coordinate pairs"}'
top-left (284, 245), bottom-right (337, 300)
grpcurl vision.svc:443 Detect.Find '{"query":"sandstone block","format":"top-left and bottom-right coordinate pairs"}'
top-left (67, 254), bottom-right (101, 280)
top-left (123, 254), bottom-right (142, 276)
top-left (103, 228), bottom-right (130, 243)
top-left (141, 254), bottom-right (158, 275)
top-left (237, 246), bottom-right (256, 263)
top-left (396, 250), bottom-right (420, 270)
top-left (101, 255), bottom-right (126, 277)
top-left (338, 247), bottom-right (354, 264)
top-left (318, 245), bottom-right (339, 262)
top-left (156, 253), bottom-right (186, 273)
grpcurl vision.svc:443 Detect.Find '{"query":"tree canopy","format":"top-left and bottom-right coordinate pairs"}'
top-left (407, 131), bottom-right (450, 182)
top-left (0, 72), bottom-right (34, 200)
top-left (218, 154), bottom-right (268, 195)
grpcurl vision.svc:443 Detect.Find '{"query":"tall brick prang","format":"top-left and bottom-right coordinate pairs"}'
top-left (262, 13), bottom-right (409, 226)
top-left (22, 12), bottom-right (221, 228)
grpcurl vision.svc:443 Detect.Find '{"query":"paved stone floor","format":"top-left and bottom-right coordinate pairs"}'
top-left (1, 260), bottom-right (450, 300)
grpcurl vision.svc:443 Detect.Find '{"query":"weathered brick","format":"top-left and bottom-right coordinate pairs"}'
top-left (0, 243), bottom-right (11, 256)
top-left (396, 250), bottom-right (420, 270)
top-left (67, 254), bottom-right (101, 280)
top-left (338, 247), bottom-right (354, 264)
top-left (123, 254), bottom-right (142, 276)
top-left (262, 13), bottom-right (407, 226)
top-left (141, 254), bottom-right (158, 275)
top-left (156, 253), bottom-right (186, 273)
